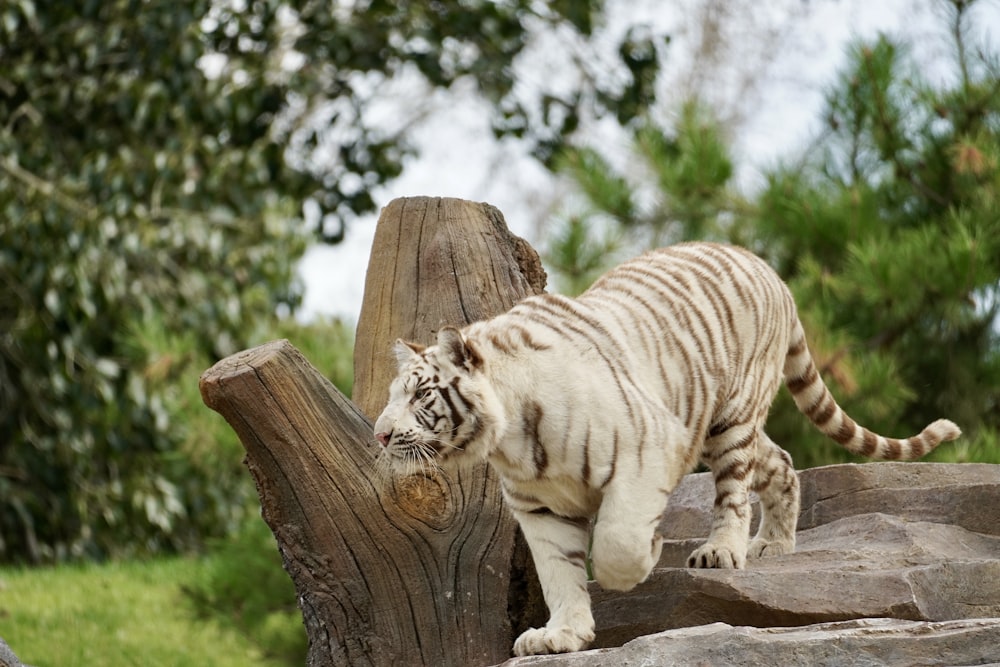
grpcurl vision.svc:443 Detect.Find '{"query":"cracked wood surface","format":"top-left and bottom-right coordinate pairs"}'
top-left (353, 196), bottom-right (545, 420)
top-left (200, 197), bottom-right (547, 667)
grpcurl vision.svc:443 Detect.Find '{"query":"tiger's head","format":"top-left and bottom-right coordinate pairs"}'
top-left (373, 326), bottom-right (504, 475)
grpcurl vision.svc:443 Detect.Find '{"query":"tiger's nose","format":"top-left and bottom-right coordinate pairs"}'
top-left (375, 431), bottom-right (392, 447)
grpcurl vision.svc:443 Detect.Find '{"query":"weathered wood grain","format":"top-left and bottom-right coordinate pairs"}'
top-left (200, 197), bottom-right (547, 666)
top-left (353, 196), bottom-right (546, 419)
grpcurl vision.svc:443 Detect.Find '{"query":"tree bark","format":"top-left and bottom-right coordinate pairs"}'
top-left (200, 197), bottom-right (547, 667)
top-left (352, 196), bottom-right (547, 418)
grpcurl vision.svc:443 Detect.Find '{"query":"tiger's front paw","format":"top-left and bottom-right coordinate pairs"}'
top-left (513, 623), bottom-right (595, 656)
top-left (686, 542), bottom-right (746, 569)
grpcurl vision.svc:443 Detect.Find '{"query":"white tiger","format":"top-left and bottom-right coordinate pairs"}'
top-left (373, 242), bottom-right (960, 656)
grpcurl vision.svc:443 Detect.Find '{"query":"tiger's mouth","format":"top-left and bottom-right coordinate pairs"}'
top-left (377, 432), bottom-right (467, 473)
top-left (374, 414), bottom-right (483, 478)
top-left (375, 438), bottom-right (438, 477)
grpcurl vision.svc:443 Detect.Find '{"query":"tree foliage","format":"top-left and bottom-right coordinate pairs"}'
top-left (0, 0), bottom-right (633, 242)
top-left (755, 1), bottom-right (1000, 463)
top-left (548, 0), bottom-right (1000, 465)
top-left (1, 0), bottom-right (669, 562)
top-left (547, 101), bottom-right (744, 294)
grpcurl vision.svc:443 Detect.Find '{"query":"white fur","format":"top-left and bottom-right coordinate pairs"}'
top-left (373, 243), bottom-right (958, 657)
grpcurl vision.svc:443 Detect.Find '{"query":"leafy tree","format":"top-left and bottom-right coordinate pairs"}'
top-left (546, 0), bottom-right (999, 466)
top-left (546, 102), bottom-right (745, 294)
top-left (755, 0), bottom-right (1000, 464)
top-left (1, 0), bottom-right (665, 562)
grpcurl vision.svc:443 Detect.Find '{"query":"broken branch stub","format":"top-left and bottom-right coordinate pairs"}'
top-left (200, 197), bottom-right (547, 666)
top-left (353, 196), bottom-right (547, 419)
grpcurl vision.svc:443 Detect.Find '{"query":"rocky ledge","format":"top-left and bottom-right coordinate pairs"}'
top-left (502, 462), bottom-right (1000, 666)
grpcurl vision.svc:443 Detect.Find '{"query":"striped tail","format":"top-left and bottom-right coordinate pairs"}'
top-left (783, 319), bottom-right (961, 460)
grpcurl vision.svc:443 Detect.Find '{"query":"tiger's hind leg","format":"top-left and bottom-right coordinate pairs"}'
top-left (747, 431), bottom-right (799, 558)
top-left (687, 421), bottom-right (758, 569)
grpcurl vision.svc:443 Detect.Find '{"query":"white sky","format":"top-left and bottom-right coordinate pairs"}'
top-left (297, 0), bottom-right (999, 323)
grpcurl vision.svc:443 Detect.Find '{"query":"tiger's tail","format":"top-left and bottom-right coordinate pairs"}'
top-left (783, 319), bottom-right (960, 460)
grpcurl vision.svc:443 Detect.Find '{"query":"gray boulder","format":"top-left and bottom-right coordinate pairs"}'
top-left (502, 462), bottom-right (1000, 666)
top-left (0, 638), bottom-right (26, 667)
top-left (507, 617), bottom-right (1000, 667)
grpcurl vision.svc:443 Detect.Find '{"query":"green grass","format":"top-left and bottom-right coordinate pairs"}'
top-left (0, 557), bottom-right (289, 667)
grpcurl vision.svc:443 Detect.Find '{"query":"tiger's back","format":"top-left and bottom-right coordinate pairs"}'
top-left (374, 241), bottom-right (960, 657)
top-left (461, 243), bottom-right (796, 508)
top-left (569, 242), bottom-right (797, 464)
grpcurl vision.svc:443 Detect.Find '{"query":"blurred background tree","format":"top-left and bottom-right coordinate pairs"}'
top-left (547, 102), bottom-right (743, 294)
top-left (0, 0), bottom-right (668, 564)
top-left (547, 0), bottom-right (999, 467)
top-left (754, 9), bottom-right (1000, 465)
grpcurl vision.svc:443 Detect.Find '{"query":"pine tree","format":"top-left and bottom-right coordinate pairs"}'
top-left (547, 0), bottom-right (999, 465)
top-left (546, 101), bottom-right (744, 294)
top-left (754, 0), bottom-right (999, 464)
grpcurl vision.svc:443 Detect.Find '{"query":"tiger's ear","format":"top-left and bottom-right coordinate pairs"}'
top-left (437, 326), bottom-right (482, 372)
top-left (393, 339), bottom-right (425, 368)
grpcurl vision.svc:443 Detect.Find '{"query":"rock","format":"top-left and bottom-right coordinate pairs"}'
top-left (796, 463), bottom-right (1000, 536)
top-left (591, 512), bottom-right (1000, 647)
top-left (656, 462), bottom-right (1000, 544)
top-left (504, 617), bottom-right (1000, 667)
top-left (500, 463), bottom-right (1000, 665)
top-left (0, 638), bottom-right (26, 667)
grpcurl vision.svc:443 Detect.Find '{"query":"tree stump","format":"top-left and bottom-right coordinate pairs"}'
top-left (200, 197), bottom-right (547, 667)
